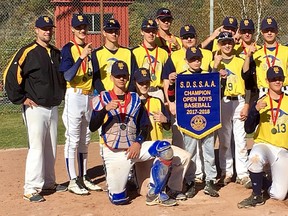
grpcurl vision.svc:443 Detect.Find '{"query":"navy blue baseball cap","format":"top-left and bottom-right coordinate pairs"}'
top-left (156, 8), bottom-right (173, 20)
top-left (222, 16), bottom-right (238, 30)
top-left (261, 16), bottom-right (278, 30)
top-left (72, 14), bottom-right (89, 27)
top-left (186, 47), bottom-right (203, 60)
top-left (180, 25), bottom-right (196, 37)
top-left (35, 16), bottom-right (55, 28)
top-left (240, 19), bottom-right (255, 31)
top-left (134, 68), bottom-right (151, 83)
top-left (141, 19), bottom-right (158, 30)
top-left (111, 60), bottom-right (129, 77)
top-left (104, 18), bottom-right (121, 31)
top-left (267, 66), bottom-right (284, 80)
top-left (218, 31), bottom-right (234, 42)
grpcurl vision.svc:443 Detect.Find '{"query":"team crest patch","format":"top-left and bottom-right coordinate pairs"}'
top-left (78, 15), bottom-right (84, 22)
top-left (110, 19), bottom-right (115, 24)
top-left (148, 19), bottom-right (153, 25)
top-left (244, 19), bottom-right (249, 26)
top-left (118, 62), bottom-right (124, 69)
top-left (191, 47), bottom-right (197, 53)
top-left (44, 16), bottom-right (50, 23)
top-left (190, 115), bottom-right (207, 131)
top-left (274, 66), bottom-right (279, 73)
top-left (185, 25), bottom-right (190, 31)
top-left (267, 18), bottom-right (272, 25)
top-left (141, 69), bottom-right (148, 76)
top-left (229, 18), bottom-right (234, 24)
top-left (163, 9), bottom-right (169, 14)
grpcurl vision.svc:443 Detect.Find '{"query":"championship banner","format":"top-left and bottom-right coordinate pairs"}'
top-left (176, 73), bottom-right (221, 139)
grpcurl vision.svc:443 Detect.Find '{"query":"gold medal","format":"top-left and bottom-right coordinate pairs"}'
top-left (151, 74), bottom-right (157, 81)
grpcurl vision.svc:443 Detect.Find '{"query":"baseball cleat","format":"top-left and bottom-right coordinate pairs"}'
top-left (23, 192), bottom-right (45, 202)
top-left (204, 181), bottom-right (219, 197)
top-left (185, 181), bottom-right (196, 198)
top-left (237, 193), bottom-right (265, 208)
top-left (235, 176), bottom-right (252, 189)
top-left (68, 177), bottom-right (89, 195)
top-left (83, 175), bottom-right (102, 191)
top-left (167, 188), bottom-right (187, 201)
top-left (146, 194), bottom-right (177, 207)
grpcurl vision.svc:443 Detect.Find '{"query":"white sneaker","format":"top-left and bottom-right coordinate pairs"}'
top-left (68, 178), bottom-right (89, 195)
top-left (83, 175), bottom-right (102, 191)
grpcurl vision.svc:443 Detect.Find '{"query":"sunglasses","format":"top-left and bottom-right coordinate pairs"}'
top-left (182, 34), bottom-right (195, 40)
top-left (159, 17), bottom-right (173, 23)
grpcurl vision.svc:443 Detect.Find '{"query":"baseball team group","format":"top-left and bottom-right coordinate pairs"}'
top-left (3, 6), bottom-right (288, 209)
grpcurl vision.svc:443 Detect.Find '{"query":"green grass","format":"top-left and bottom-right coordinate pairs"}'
top-left (0, 108), bottom-right (99, 149)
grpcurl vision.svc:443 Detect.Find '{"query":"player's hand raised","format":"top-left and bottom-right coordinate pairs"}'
top-left (105, 100), bottom-right (120, 111)
top-left (213, 50), bottom-right (223, 68)
top-left (247, 43), bottom-right (257, 57)
top-left (80, 42), bottom-right (93, 59)
top-left (255, 97), bottom-right (267, 111)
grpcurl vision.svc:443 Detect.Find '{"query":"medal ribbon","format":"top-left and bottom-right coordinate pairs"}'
top-left (142, 43), bottom-right (158, 77)
top-left (264, 42), bottom-right (279, 68)
top-left (71, 39), bottom-right (87, 74)
top-left (241, 42), bottom-right (247, 55)
top-left (268, 92), bottom-right (283, 126)
top-left (109, 90), bottom-right (131, 123)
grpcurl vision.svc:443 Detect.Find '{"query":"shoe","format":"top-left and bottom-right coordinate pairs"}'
top-left (68, 177), bottom-right (90, 195)
top-left (42, 184), bottom-right (68, 193)
top-left (146, 193), bottom-right (177, 207)
top-left (204, 181), bottom-right (219, 197)
top-left (185, 181), bottom-right (196, 198)
top-left (218, 175), bottom-right (232, 186)
top-left (237, 193), bottom-right (265, 208)
top-left (236, 177), bottom-right (252, 189)
top-left (83, 175), bottom-right (102, 191)
top-left (167, 188), bottom-right (187, 201)
top-left (195, 177), bottom-right (204, 184)
top-left (23, 192), bottom-right (45, 202)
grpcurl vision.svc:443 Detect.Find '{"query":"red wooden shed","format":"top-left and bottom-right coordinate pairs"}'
top-left (51, 0), bottom-right (134, 49)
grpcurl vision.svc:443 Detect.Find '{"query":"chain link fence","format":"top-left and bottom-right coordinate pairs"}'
top-left (1, 0), bottom-right (288, 113)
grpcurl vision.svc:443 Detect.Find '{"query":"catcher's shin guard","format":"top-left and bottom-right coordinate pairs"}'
top-left (109, 190), bottom-right (129, 205)
top-left (148, 140), bottom-right (173, 195)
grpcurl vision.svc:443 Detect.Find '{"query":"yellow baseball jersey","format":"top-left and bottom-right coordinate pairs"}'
top-left (210, 56), bottom-right (245, 96)
top-left (143, 96), bottom-right (169, 141)
top-left (254, 94), bottom-right (288, 149)
top-left (132, 45), bottom-right (168, 88)
top-left (252, 44), bottom-right (288, 88)
top-left (162, 47), bottom-right (212, 79)
top-left (155, 34), bottom-right (182, 54)
top-left (91, 46), bottom-right (137, 91)
top-left (60, 41), bottom-right (92, 91)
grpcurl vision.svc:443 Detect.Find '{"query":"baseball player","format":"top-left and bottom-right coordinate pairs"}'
top-left (238, 66), bottom-right (288, 208)
top-left (242, 16), bottom-right (288, 97)
top-left (91, 18), bottom-right (137, 93)
top-left (168, 47), bottom-right (219, 197)
top-left (4, 16), bottom-right (66, 202)
top-left (59, 14), bottom-right (102, 195)
top-left (201, 16), bottom-right (238, 52)
top-left (89, 61), bottom-right (177, 206)
top-left (155, 8), bottom-right (182, 55)
top-left (162, 24), bottom-right (213, 183)
top-left (211, 31), bottom-right (251, 187)
top-left (133, 67), bottom-right (192, 201)
top-left (132, 18), bottom-right (168, 102)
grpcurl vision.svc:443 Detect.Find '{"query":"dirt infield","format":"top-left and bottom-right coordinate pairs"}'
top-left (0, 142), bottom-right (287, 216)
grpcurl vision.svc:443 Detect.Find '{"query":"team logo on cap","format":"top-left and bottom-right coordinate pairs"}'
top-left (267, 18), bottom-right (272, 25)
top-left (229, 17), bottom-right (234, 24)
top-left (78, 15), bottom-right (84, 22)
top-left (44, 16), bottom-right (50, 23)
top-left (141, 69), bottom-right (148, 77)
top-left (244, 19), bottom-right (249, 26)
top-left (184, 25), bottom-right (190, 31)
top-left (163, 9), bottom-right (169, 14)
top-left (109, 19), bottom-right (115, 24)
top-left (118, 62), bottom-right (124, 69)
top-left (148, 19), bottom-right (153, 25)
top-left (274, 66), bottom-right (279, 73)
top-left (190, 47), bottom-right (197, 53)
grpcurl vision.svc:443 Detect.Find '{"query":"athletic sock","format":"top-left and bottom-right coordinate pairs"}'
top-left (249, 171), bottom-right (263, 196)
